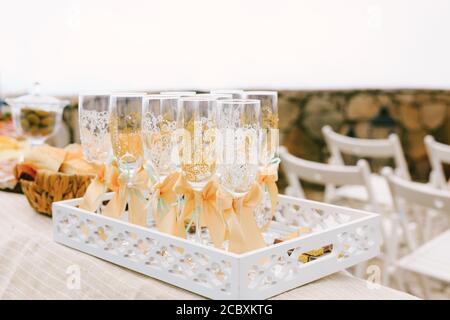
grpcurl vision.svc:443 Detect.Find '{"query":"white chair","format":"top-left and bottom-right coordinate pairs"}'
top-left (280, 146), bottom-right (383, 279)
top-left (423, 136), bottom-right (450, 239)
top-left (322, 125), bottom-right (410, 209)
top-left (425, 135), bottom-right (450, 190)
top-left (279, 146), bottom-right (378, 211)
top-left (383, 167), bottom-right (450, 297)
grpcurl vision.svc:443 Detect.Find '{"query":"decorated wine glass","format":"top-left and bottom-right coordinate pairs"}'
top-left (243, 91), bottom-right (279, 227)
top-left (177, 96), bottom-right (218, 241)
top-left (216, 99), bottom-right (262, 251)
top-left (142, 94), bottom-right (179, 183)
top-left (109, 93), bottom-right (145, 185)
top-left (216, 99), bottom-right (260, 198)
top-left (78, 93), bottom-right (111, 164)
top-left (77, 93), bottom-right (112, 213)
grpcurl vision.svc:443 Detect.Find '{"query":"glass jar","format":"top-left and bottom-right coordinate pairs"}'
top-left (6, 83), bottom-right (69, 146)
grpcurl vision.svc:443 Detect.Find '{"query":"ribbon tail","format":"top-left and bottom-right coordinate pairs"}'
top-left (79, 177), bottom-right (106, 212)
top-left (240, 206), bottom-right (266, 252)
top-left (152, 173), bottom-right (183, 230)
top-left (151, 193), bottom-right (161, 227)
top-left (175, 214), bottom-right (187, 239)
top-left (159, 207), bottom-right (185, 238)
top-left (203, 203), bottom-right (226, 249)
top-left (267, 181), bottom-right (278, 217)
top-left (227, 213), bottom-right (248, 254)
top-left (260, 179), bottom-right (279, 232)
top-left (267, 180), bottom-right (278, 217)
top-left (180, 197), bottom-right (195, 224)
top-left (128, 190), bottom-right (148, 227)
top-left (103, 187), bottom-right (127, 219)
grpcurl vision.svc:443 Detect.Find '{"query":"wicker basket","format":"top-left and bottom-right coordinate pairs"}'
top-left (21, 170), bottom-right (94, 216)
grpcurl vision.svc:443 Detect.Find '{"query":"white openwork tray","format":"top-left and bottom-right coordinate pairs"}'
top-left (52, 193), bottom-right (381, 299)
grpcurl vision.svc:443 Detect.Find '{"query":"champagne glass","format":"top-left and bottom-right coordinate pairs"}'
top-left (243, 91), bottom-right (279, 227)
top-left (78, 93), bottom-right (111, 164)
top-left (142, 95), bottom-right (178, 183)
top-left (160, 91), bottom-right (196, 97)
top-left (177, 97), bottom-right (218, 241)
top-left (109, 93), bottom-right (145, 184)
top-left (243, 91), bottom-right (278, 166)
top-left (216, 99), bottom-right (260, 199)
top-left (210, 89), bottom-right (244, 99)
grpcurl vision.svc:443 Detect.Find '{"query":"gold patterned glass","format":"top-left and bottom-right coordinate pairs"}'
top-left (216, 99), bottom-right (260, 197)
top-left (243, 91), bottom-right (278, 228)
top-left (243, 91), bottom-right (279, 167)
top-left (177, 97), bottom-right (218, 242)
top-left (142, 95), bottom-right (178, 182)
top-left (109, 93), bottom-right (145, 182)
top-left (177, 97), bottom-right (218, 191)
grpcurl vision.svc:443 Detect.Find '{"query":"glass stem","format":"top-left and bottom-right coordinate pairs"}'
top-left (147, 191), bottom-right (156, 228)
top-left (120, 163), bottom-right (136, 187)
top-left (127, 171), bottom-right (135, 187)
top-left (176, 194), bottom-right (183, 219)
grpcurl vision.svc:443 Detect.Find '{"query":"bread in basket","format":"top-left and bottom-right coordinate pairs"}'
top-left (15, 144), bottom-right (96, 216)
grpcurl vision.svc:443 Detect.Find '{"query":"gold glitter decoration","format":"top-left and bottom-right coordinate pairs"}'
top-left (110, 113), bottom-right (143, 163)
top-left (179, 118), bottom-right (217, 183)
top-left (263, 111), bottom-right (279, 129)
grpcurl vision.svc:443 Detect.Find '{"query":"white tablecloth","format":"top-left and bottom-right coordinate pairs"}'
top-left (0, 191), bottom-right (418, 300)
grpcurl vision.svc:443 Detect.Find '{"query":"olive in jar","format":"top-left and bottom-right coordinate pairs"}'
top-left (19, 107), bottom-right (57, 137)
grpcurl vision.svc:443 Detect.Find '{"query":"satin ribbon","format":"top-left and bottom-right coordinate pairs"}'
top-left (217, 183), bottom-right (266, 254)
top-left (102, 166), bottom-right (149, 227)
top-left (151, 172), bottom-right (185, 237)
top-left (78, 163), bottom-right (107, 212)
top-left (174, 176), bottom-right (226, 248)
top-left (257, 163), bottom-right (279, 230)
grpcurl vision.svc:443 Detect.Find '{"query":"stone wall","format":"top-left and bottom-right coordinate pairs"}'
top-left (279, 89), bottom-right (450, 181)
top-left (56, 89), bottom-right (450, 182)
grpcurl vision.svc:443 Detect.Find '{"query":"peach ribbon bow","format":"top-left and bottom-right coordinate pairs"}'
top-left (257, 164), bottom-right (279, 230)
top-left (102, 166), bottom-right (149, 227)
top-left (174, 176), bottom-right (227, 249)
top-left (151, 172), bottom-right (185, 237)
top-left (78, 163), bottom-right (107, 212)
top-left (217, 183), bottom-right (266, 254)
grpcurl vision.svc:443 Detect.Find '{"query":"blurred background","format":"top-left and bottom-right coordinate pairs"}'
top-left (2, 0), bottom-right (450, 181)
top-left (1, 0), bottom-right (450, 94)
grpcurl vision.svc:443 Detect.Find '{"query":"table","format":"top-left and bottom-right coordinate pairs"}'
top-left (0, 191), bottom-right (419, 300)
